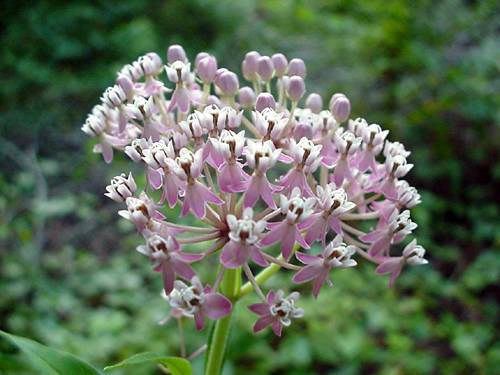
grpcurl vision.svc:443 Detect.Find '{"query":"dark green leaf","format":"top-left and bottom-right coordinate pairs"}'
top-left (104, 352), bottom-right (191, 375)
top-left (0, 330), bottom-right (102, 375)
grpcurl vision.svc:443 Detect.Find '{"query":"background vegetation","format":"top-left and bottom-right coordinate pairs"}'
top-left (1, 0), bottom-right (499, 374)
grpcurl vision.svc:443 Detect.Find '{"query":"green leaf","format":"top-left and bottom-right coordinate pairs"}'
top-left (0, 330), bottom-right (102, 375)
top-left (104, 352), bottom-right (191, 375)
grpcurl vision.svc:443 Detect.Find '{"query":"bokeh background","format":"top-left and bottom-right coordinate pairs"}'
top-left (1, 0), bottom-right (499, 374)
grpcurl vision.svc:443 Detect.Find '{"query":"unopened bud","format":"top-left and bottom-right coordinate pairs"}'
top-left (167, 44), bottom-right (187, 63)
top-left (242, 51), bottom-right (261, 81)
top-left (286, 76), bottom-right (305, 102)
top-left (305, 93), bottom-right (323, 113)
top-left (238, 87), bottom-right (256, 108)
top-left (272, 53), bottom-right (288, 77)
top-left (287, 58), bottom-right (306, 78)
top-left (255, 93), bottom-right (276, 112)
top-left (329, 93), bottom-right (351, 123)
top-left (197, 55), bottom-right (218, 84)
top-left (257, 56), bottom-right (274, 82)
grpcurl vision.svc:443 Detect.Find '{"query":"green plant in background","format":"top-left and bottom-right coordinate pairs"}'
top-left (1, 1), bottom-right (498, 374)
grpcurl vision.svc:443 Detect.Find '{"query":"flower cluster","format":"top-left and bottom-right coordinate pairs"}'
top-left (83, 45), bottom-right (428, 337)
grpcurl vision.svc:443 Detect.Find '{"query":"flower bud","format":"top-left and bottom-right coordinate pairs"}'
top-left (215, 70), bottom-right (239, 96)
top-left (272, 53), bottom-right (288, 77)
top-left (305, 93), bottom-right (322, 113)
top-left (167, 44), bottom-right (187, 63)
top-left (329, 93), bottom-right (351, 123)
top-left (286, 76), bottom-right (305, 102)
top-left (257, 56), bottom-right (274, 82)
top-left (255, 93), bottom-right (276, 112)
top-left (195, 52), bottom-right (210, 67)
top-left (242, 51), bottom-right (261, 81)
top-left (197, 55), bottom-right (218, 84)
top-left (287, 58), bottom-right (306, 78)
top-left (238, 87), bottom-right (256, 108)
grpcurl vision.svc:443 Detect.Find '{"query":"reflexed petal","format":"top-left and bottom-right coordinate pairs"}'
top-left (248, 303), bottom-right (270, 315)
top-left (271, 320), bottom-right (283, 336)
top-left (161, 262), bottom-right (175, 294)
top-left (292, 264), bottom-right (321, 284)
top-left (253, 315), bottom-right (274, 333)
top-left (203, 293), bottom-right (232, 319)
top-left (148, 168), bottom-right (163, 189)
top-left (220, 241), bottom-right (248, 268)
top-left (295, 251), bottom-right (320, 265)
top-left (194, 311), bottom-right (205, 330)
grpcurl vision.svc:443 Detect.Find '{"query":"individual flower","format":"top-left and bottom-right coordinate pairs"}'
top-left (249, 290), bottom-right (304, 336)
top-left (173, 148), bottom-right (224, 218)
top-left (244, 139), bottom-right (282, 208)
top-left (212, 130), bottom-right (250, 193)
top-left (260, 187), bottom-right (315, 259)
top-left (331, 128), bottom-right (362, 186)
top-left (293, 235), bottom-right (357, 297)
top-left (278, 137), bottom-right (322, 197)
top-left (137, 234), bottom-right (204, 294)
top-left (361, 210), bottom-right (417, 257)
top-left (303, 184), bottom-right (356, 245)
top-left (375, 239), bottom-right (428, 287)
top-left (165, 277), bottom-right (232, 330)
top-left (220, 208), bottom-right (267, 268)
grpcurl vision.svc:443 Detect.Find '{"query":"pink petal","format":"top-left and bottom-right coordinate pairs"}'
top-left (281, 225), bottom-right (297, 259)
top-left (360, 230), bottom-right (384, 243)
top-left (194, 311), bottom-right (205, 330)
top-left (375, 257), bottom-right (403, 275)
top-left (292, 264), bottom-right (322, 284)
top-left (148, 168), bottom-right (163, 190)
top-left (248, 303), bottom-right (270, 316)
top-left (260, 222), bottom-right (287, 247)
top-left (244, 177), bottom-right (260, 208)
top-left (312, 268), bottom-right (330, 298)
top-left (328, 217), bottom-right (342, 235)
top-left (161, 262), bottom-right (175, 294)
top-left (332, 158), bottom-right (350, 186)
top-left (220, 241), bottom-right (248, 269)
top-left (170, 258), bottom-right (196, 280)
top-left (175, 251), bottom-right (204, 263)
top-left (253, 315), bottom-right (274, 333)
top-left (272, 320), bottom-right (283, 337)
top-left (101, 142), bottom-right (113, 164)
top-left (203, 293), bottom-right (232, 319)
top-left (294, 228), bottom-right (310, 249)
top-left (250, 247), bottom-right (269, 267)
top-left (295, 252), bottom-right (321, 265)
top-left (368, 236), bottom-right (392, 257)
top-left (305, 216), bottom-right (328, 245)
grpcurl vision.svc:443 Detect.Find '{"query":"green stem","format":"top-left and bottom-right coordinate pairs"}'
top-left (204, 268), bottom-right (241, 375)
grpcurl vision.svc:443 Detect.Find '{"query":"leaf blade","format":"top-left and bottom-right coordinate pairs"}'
top-left (0, 330), bottom-right (102, 375)
top-left (104, 352), bottom-right (191, 375)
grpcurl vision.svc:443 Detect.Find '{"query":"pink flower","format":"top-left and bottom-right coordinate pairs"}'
top-left (166, 61), bottom-right (193, 113)
top-left (292, 235), bottom-right (357, 297)
top-left (360, 210), bottom-right (417, 257)
top-left (378, 154), bottom-right (414, 200)
top-left (303, 184), bottom-right (356, 245)
top-left (213, 130), bottom-right (250, 193)
top-left (356, 123), bottom-right (389, 172)
top-left (330, 128), bottom-right (362, 186)
top-left (165, 277), bottom-right (232, 330)
top-left (244, 140), bottom-right (282, 208)
top-left (137, 235), bottom-right (204, 294)
top-left (173, 148), bottom-right (224, 218)
top-left (259, 188), bottom-right (315, 259)
top-left (220, 208), bottom-right (267, 268)
top-left (278, 137), bottom-right (322, 197)
top-left (375, 239), bottom-right (428, 287)
top-left (249, 290), bottom-right (304, 336)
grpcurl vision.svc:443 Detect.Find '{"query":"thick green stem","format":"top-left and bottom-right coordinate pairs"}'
top-left (204, 268), bottom-right (241, 375)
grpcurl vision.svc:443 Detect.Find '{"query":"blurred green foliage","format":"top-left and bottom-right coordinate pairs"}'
top-left (1, 0), bottom-right (499, 374)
